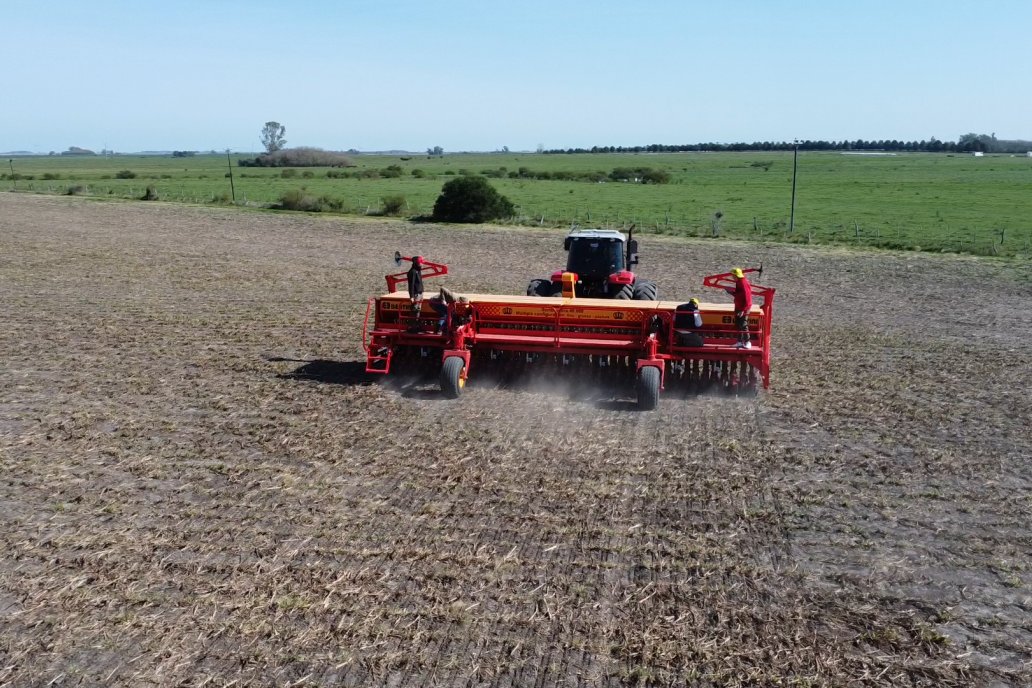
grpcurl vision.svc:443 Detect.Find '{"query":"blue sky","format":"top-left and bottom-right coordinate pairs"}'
top-left (3, 0), bottom-right (1029, 153)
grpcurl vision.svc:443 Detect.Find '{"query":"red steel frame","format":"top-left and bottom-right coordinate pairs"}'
top-left (363, 264), bottom-right (775, 391)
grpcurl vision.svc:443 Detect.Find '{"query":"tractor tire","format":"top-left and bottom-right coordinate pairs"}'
top-left (613, 284), bottom-right (634, 300)
top-left (633, 279), bottom-right (659, 301)
top-left (440, 356), bottom-right (466, 399)
top-left (637, 365), bottom-right (661, 411)
top-left (527, 278), bottom-right (552, 297)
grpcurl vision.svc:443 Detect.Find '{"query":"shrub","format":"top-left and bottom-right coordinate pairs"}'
top-left (608, 166), bottom-right (671, 184)
top-left (281, 168), bottom-right (297, 178)
top-left (411, 168), bottom-right (426, 178)
top-left (318, 195), bottom-right (345, 211)
top-left (238, 147), bottom-right (354, 168)
top-left (141, 185), bottom-right (159, 201)
top-left (431, 176), bottom-right (514, 223)
top-left (301, 170), bottom-right (314, 178)
top-left (42, 172), bottom-right (60, 180)
top-left (641, 169), bottom-right (671, 184)
top-left (276, 189), bottom-right (321, 211)
top-left (381, 165), bottom-right (404, 178)
top-left (380, 194), bottom-right (406, 216)
top-left (274, 189), bottom-right (342, 212)
top-left (66, 184), bottom-right (88, 195)
top-left (115, 170), bottom-right (136, 179)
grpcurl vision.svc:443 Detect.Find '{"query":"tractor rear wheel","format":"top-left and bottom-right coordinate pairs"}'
top-left (440, 356), bottom-right (466, 398)
top-left (637, 365), bottom-right (660, 410)
top-left (633, 279), bottom-right (659, 301)
top-left (613, 284), bottom-right (633, 300)
top-left (527, 278), bottom-right (552, 297)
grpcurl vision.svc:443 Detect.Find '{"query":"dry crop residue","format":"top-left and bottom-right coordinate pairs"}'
top-left (1, 193), bottom-right (1030, 686)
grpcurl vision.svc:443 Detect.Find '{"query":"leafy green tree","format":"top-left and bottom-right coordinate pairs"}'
top-left (957, 133), bottom-right (994, 152)
top-left (260, 121), bottom-right (287, 153)
top-left (432, 176), bottom-right (514, 223)
top-left (426, 145), bottom-right (444, 157)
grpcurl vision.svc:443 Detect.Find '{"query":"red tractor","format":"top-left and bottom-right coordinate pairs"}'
top-left (526, 226), bottom-right (658, 300)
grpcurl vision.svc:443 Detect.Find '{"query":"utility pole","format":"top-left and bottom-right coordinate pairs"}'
top-left (226, 149), bottom-right (236, 203)
top-left (8, 159), bottom-right (14, 189)
top-left (789, 141), bottom-right (799, 234)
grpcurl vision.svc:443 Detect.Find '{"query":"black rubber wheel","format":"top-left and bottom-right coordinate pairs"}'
top-left (633, 279), bottom-right (659, 301)
top-left (637, 365), bottom-right (660, 410)
top-left (527, 278), bottom-right (552, 297)
top-left (440, 356), bottom-right (466, 399)
top-left (613, 283), bottom-right (633, 300)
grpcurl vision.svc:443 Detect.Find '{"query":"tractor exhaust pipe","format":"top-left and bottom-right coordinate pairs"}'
top-left (626, 224), bottom-right (638, 267)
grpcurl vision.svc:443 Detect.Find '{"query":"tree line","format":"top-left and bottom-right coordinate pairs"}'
top-left (545, 133), bottom-right (1032, 155)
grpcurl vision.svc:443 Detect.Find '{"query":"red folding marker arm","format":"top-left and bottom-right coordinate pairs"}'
top-left (701, 267), bottom-right (772, 304)
top-left (385, 256), bottom-right (449, 293)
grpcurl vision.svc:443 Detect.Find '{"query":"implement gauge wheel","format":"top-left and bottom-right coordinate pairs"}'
top-left (440, 356), bottom-right (466, 399)
top-left (637, 366), bottom-right (660, 411)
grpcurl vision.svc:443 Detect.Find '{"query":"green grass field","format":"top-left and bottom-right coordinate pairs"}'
top-left (5, 150), bottom-right (1031, 257)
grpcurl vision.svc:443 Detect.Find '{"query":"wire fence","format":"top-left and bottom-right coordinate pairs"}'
top-left (9, 183), bottom-right (1031, 259)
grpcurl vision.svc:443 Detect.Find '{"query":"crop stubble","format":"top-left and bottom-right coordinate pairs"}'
top-left (0, 194), bottom-right (1030, 686)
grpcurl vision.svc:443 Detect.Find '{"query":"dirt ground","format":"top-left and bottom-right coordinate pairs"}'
top-left (1, 193), bottom-right (1030, 687)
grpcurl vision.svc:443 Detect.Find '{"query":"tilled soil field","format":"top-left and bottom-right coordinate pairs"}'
top-left (1, 193), bottom-right (1030, 687)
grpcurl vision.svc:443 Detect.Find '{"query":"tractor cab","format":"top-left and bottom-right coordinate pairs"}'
top-left (527, 226), bottom-right (654, 300)
top-left (564, 230), bottom-right (631, 280)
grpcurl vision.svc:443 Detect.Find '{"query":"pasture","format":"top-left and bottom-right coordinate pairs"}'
top-left (5, 150), bottom-right (1032, 257)
top-left (1, 193), bottom-right (1030, 686)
